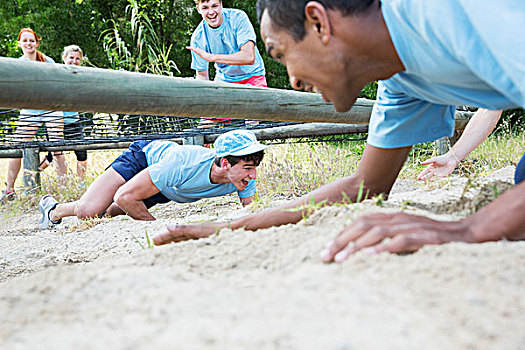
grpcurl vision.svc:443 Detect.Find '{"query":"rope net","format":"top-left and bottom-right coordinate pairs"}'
top-left (0, 109), bottom-right (298, 150)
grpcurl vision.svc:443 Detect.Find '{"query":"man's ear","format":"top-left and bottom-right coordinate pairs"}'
top-left (220, 158), bottom-right (230, 169)
top-left (305, 1), bottom-right (331, 44)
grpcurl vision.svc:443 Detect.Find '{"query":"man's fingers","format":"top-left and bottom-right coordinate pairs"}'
top-left (320, 213), bottom-right (396, 263)
top-left (350, 225), bottom-right (395, 253)
top-left (153, 224), bottom-right (190, 246)
top-left (420, 158), bottom-right (436, 166)
top-left (320, 213), bottom-right (449, 262)
top-left (153, 222), bottom-right (227, 246)
top-left (375, 231), bottom-right (437, 254)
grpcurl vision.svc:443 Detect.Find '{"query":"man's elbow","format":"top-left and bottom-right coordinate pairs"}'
top-left (241, 50), bottom-right (255, 65)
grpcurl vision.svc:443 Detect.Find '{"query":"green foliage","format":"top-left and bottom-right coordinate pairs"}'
top-left (496, 108), bottom-right (525, 134)
top-left (0, 0), bottom-right (110, 65)
top-left (101, 0), bottom-right (180, 75)
top-left (359, 81), bottom-right (378, 100)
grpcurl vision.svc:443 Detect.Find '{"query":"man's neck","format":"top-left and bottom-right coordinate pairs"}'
top-left (337, 1), bottom-right (405, 82)
top-left (209, 163), bottom-right (227, 184)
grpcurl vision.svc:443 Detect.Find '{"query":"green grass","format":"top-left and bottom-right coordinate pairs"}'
top-left (256, 131), bottom-right (524, 199)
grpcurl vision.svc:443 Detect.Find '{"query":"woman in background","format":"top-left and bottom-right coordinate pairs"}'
top-left (0, 28), bottom-right (64, 202)
top-left (39, 45), bottom-right (89, 179)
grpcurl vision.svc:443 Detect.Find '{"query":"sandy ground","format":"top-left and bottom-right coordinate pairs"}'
top-left (0, 167), bottom-right (524, 349)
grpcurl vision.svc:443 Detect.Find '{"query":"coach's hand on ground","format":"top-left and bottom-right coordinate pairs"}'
top-left (320, 212), bottom-right (475, 263)
top-left (417, 153), bottom-right (458, 181)
top-left (153, 222), bottom-right (226, 246)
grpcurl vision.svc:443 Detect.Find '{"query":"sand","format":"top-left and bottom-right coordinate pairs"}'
top-left (0, 166), bottom-right (524, 349)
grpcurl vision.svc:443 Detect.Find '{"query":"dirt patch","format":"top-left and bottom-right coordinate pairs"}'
top-left (0, 167), bottom-right (523, 349)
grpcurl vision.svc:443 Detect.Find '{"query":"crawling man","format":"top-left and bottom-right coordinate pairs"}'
top-left (39, 130), bottom-right (266, 229)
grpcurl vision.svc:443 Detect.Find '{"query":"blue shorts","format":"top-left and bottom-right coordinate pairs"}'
top-left (110, 140), bottom-right (170, 208)
top-left (515, 152), bottom-right (525, 185)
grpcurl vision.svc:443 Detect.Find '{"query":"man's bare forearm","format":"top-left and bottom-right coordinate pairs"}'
top-left (465, 181), bottom-right (525, 242)
top-left (230, 176), bottom-right (377, 231)
top-left (209, 50), bottom-right (255, 65)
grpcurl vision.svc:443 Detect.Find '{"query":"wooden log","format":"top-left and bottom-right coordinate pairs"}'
top-left (22, 148), bottom-right (40, 190)
top-left (0, 57), bottom-right (374, 124)
top-left (0, 149), bottom-right (22, 158)
top-left (204, 123), bottom-right (369, 143)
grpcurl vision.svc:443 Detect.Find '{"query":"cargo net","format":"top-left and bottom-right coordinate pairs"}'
top-left (0, 109), bottom-right (298, 150)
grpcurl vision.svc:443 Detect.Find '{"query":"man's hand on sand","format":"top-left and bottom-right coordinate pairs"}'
top-left (320, 212), bottom-right (475, 263)
top-left (153, 222), bottom-right (226, 246)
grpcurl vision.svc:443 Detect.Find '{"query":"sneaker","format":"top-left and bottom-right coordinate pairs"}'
top-left (0, 189), bottom-right (16, 204)
top-left (39, 195), bottom-right (62, 229)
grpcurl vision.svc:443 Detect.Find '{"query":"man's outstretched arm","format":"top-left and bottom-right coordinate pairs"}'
top-left (153, 145), bottom-right (411, 245)
top-left (320, 180), bottom-right (525, 262)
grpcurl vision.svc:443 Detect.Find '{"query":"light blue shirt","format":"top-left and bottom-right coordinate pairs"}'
top-left (190, 8), bottom-right (266, 83)
top-left (63, 111), bottom-right (79, 124)
top-left (368, 0), bottom-right (525, 148)
top-left (142, 141), bottom-right (256, 203)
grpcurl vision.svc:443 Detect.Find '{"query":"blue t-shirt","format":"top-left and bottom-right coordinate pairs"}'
top-left (142, 141), bottom-right (256, 203)
top-left (62, 111), bottom-right (79, 124)
top-left (368, 0), bottom-right (525, 148)
top-left (63, 111), bottom-right (79, 124)
top-left (190, 8), bottom-right (266, 83)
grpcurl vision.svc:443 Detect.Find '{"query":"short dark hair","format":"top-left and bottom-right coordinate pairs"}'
top-left (194, 0), bottom-right (221, 5)
top-left (214, 150), bottom-right (265, 167)
top-left (257, 0), bottom-right (376, 41)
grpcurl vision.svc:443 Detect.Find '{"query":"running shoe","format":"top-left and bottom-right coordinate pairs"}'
top-left (39, 195), bottom-right (62, 229)
top-left (0, 189), bottom-right (16, 204)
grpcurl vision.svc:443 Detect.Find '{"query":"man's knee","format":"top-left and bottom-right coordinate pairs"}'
top-left (515, 153), bottom-right (525, 185)
top-left (75, 202), bottom-right (103, 220)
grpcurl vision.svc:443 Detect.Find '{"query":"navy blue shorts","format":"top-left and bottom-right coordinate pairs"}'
top-left (515, 152), bottom-right (525, 185)
top-left (110, 140), bottom-right (170, 209)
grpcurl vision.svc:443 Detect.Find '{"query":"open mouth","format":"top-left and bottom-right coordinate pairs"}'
top-left (241, 179), bottom-right (249, 187)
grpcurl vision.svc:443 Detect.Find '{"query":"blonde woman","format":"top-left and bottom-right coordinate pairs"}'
top-left (39, 45), bottom-right (88, 178)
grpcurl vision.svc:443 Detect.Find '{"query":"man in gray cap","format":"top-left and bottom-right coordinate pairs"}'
top-left (38, 130), bottom-right (267, 229)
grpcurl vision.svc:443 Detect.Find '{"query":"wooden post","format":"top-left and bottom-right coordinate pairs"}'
top-left (22, 148), bottom-right (40, 191)
top-left (183, 135), bottom-right (205, 146)
top-left (434, 137), bottom-right (450, 155)
top-left (434, 130), bottom-right (463, 156)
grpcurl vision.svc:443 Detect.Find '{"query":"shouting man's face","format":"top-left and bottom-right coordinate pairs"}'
top-left (260, 6), bottom-right (369, 113)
